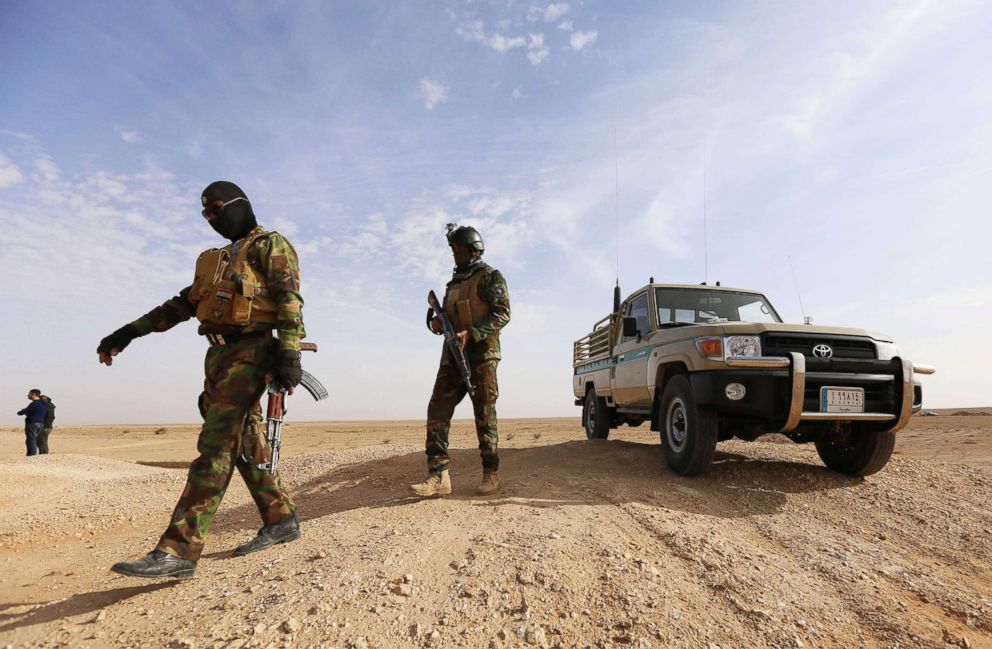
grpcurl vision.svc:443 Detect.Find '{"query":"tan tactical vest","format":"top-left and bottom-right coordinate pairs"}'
top-left (190, 229), bottom-right (278, 326)
top-left (443, 268), bottom-right (491, 332)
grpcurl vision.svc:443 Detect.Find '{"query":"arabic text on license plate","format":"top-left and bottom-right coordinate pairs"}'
top-left (820, 387), bottom-right (865, 413)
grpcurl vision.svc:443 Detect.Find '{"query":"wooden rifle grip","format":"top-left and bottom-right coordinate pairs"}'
top-left (266, 391), bottom-right (284, 419)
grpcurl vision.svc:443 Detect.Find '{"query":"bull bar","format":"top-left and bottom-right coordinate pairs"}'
top-left (722, 353), bottom-right (934, 433)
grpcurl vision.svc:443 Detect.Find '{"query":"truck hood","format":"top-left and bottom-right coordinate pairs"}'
top-left (715, 322), bottom-right (893, 343)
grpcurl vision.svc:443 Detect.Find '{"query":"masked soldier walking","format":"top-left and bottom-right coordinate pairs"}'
top-left (98, 181), bottom-right (306, 579)
top-left (410, 224), bottom-right (510, 498)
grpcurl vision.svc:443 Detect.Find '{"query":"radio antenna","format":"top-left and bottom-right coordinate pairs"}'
top-left (611, 128), bottom-right (623, 313)
top-left (614, 127), bottom-right (620, 283)
top-left (703, 155), bottom-right (709, 285)
top-left (788, 255), bottom-right (812, 325)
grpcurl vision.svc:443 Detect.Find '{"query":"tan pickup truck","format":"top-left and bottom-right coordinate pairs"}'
top-left (572, 283), bottom-right (935, 477)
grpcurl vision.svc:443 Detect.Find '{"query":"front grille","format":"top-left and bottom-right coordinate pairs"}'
top-left (763, 333), bottom-right (877, 360)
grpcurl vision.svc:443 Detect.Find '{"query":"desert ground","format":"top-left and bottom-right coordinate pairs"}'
top-left (1, 412), bottom-right (990, 649)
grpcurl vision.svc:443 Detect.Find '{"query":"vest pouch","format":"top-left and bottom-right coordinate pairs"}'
top-left (229, 293), bottom-right (253, 324)
top-left (192, 249), bottom-right (231, 302)
top-left (455, 299), bottom-right (474, 332)
top-left (196, 279), bottom-right (236, 323)
top-left (229, 276), bottom-right (254, 324)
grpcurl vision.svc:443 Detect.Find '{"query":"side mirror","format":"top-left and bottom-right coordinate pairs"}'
top-left (622, 317), bottom-right (638, 338)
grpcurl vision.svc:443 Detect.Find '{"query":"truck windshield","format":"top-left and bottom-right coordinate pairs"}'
top-left (654, 288), bottom-right (782, 325)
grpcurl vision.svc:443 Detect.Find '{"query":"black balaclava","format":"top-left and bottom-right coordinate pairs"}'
top-left (201, 180), bottom-right (258, 241)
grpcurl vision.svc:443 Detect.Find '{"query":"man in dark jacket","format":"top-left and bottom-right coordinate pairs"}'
top-left (38, 395), bottom-right (55, 454)
top-left (16, 389), bottom-right (46, 456)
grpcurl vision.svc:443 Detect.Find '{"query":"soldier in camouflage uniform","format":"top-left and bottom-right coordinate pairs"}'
top-left (410, 225), bottom-right (510, 498)
top-left (97, 181), bottom-right (306, 579)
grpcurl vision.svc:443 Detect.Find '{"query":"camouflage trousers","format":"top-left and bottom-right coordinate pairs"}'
top-left (157, 336), bottom-right (296, 561)
top-left (425, 359), bottom-right (499, 473)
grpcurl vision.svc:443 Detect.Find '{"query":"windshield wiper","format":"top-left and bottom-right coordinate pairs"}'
top-left (657, 321), bottom-right (697, 329)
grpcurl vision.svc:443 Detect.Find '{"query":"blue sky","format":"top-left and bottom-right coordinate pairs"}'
top-left (1, 0), bottom-right (989, 425)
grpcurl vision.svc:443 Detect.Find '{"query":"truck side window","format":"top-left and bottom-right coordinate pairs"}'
top-left (625, 293), bottom-right (650, 341)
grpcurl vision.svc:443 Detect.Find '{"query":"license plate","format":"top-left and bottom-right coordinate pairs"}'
top-left (820, 386), bottom-right (865, 413)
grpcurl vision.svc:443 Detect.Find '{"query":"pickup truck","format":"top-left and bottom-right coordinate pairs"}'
top-left (572, 283), bottom-right (934, 477)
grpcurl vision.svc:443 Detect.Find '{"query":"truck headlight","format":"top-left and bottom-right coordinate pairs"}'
top-left (726, 335), bottom-right (761, 358)
top-left (875, 341), bottom-right (901, 360)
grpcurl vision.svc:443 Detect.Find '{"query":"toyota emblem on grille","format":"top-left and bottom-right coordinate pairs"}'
top-left (812, 344), bottom-right (834, 358)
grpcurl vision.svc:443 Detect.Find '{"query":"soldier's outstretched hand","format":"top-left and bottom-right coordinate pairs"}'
top-left (455, 330), bottom-right (470, 348)
top-left (97, 324), bottom-right (140, 366)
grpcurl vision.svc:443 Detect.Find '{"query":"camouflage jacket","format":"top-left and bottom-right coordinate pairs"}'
top-left (131, 226), bottom-right (306, 352)
top-left (442, 264), bottom-right (510, 365)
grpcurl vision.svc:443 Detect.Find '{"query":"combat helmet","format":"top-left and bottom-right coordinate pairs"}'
top-left (445, 223), bottom-right (484, 253)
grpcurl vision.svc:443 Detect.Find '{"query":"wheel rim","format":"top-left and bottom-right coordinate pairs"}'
top-left (666, 398), bottom-right (688, 453)
top-left (586, 398), bottom-right (596, 435)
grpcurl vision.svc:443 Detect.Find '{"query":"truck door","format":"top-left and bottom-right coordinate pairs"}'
top-left (612, 291), bottom-right (652, 407)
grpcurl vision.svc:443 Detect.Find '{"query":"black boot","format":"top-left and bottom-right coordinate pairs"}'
top-left (110, 550), bottom-right (197, 579)
top-left (234, 513), bottom-right (300, 556)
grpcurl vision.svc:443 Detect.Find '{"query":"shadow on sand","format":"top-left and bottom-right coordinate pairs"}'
top-left (136, 461), bottom-right (189, 469)
top-left (0, 582), bottom-right (178, 631)
top-left (200, 438), bottom-right (860, 553)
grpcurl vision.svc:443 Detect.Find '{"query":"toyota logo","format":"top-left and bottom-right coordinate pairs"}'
top-left (812, 344), bottom-right (834, 358)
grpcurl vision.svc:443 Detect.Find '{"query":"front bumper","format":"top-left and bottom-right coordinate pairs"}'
top-left (691, 353), bottom-right (932, 432)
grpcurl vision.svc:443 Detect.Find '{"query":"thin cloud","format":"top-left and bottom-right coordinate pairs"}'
top-left (0, 129), bottom-right (34, 142)
top-left (528, 3), bottom-right (568, 23)
top-left (332, 187), bottom-right (535, 286)
top-left (544, 3), bottom-right (569, 22)
top-left (33, 155), bottom-right (60, 182)
top-left (117, 129), bottom-right (142, 144)
top-left (570, 29), bottom-right (598, 50)
top-left (527, 33), bottom-right (550, 65)
top-left (0, 142), bottom-right (206, 310)
top-left (489, 33), bottom-right (526, 54)
top-left (419, 78), bottom-right (449, 110)
top-left (456, 20), bottom-right (526, 54)
top-left (558, 20), bottom-right (574, 31)
top-left (0, 152), bottom-right (25, 188)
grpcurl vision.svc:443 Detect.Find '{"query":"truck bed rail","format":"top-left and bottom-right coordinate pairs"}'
top-left (574, 314), bottom-right (613, 365)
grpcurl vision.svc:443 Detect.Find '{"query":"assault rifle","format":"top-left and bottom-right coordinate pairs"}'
top-left (427, 290), bottom-right (475, 396)
top-left (258, 342), bottom-right (328, 474)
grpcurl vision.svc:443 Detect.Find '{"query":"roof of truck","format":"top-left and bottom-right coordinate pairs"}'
top-left (629, 283), bottom-right (767, 296)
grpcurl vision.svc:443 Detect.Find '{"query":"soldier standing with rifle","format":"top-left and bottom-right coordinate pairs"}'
top-left (411, 224), bottom-right (511, 498)
top-left (97, 181), bottom-right (306, 579)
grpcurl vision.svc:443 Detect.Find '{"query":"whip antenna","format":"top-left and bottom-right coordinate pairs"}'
top-left (614, 127), bottom-right (620, 282)
top-left (788, 255), bottom-right (812, 325)
top-left (612, 127), bottom-right (622, 314)
top-left (703, 155), bottom-right (709, 284)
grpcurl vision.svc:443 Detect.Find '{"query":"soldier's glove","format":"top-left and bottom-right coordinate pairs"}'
top-left (97, 324), bottom-right (140, 356)
top-left (274, 349), bottom-right (303, 390)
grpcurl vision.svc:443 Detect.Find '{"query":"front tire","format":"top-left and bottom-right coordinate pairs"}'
top-left (584, 390), bottom-right (610, 440)
top-left (659, 375), bottom-right (718, 475)
top-left (814, 428), bottom-right (895, 476)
